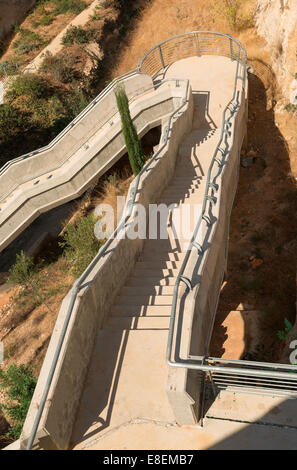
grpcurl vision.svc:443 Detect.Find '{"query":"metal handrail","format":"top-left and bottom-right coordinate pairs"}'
top-left (0, 78), bottom-right (172, 205)
top-left (0, 68), bottom-right (140, 178)
top-left (165, 38), bottom-right (297, 382)
top-left (25, 77), bottom-right (190, 450)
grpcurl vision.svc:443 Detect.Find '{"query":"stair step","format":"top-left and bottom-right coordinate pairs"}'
top-left (104, 316), bottom-right (170, 330)
top-left (133, 267), bottom-right (179, 278)
top-left (139, 252), bottom-right (185, 262)
top-left (128, 276), bottom-right (176, 286)
top-left (135, 260), bottom-right (181, 270)
top-left (111, 304), bottom-right (172, 317)
top-left (121, 285), bottom-right (174, 296)
top-left (116, 294), bottom-right (173, 306)
top-left (142, 239), bottom-right (186, 252)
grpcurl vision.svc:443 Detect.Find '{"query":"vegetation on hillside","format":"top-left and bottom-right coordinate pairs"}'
top-left (0, 363), bottom-right (36, 439)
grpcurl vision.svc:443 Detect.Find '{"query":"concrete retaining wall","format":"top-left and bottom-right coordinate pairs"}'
top-left (20, 83), bottom-right (194, 450)
top-left (166, 85), bottom-right (248, 425)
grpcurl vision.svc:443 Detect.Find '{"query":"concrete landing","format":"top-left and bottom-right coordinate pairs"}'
top-left (78, 418), bottom-right (297, 450)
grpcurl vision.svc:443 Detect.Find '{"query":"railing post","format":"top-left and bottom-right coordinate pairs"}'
top-left (158, 45), bottom-right (165, 68)
top-left (195, 32), bottom-right (200, 57)
top-left (229, 38), bottom-right (234, 61)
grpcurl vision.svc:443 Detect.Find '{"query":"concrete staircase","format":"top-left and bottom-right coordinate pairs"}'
top-left (70, 56), bottom-right (245, 449)
top-left (71, 123), bottom-right (222, 449)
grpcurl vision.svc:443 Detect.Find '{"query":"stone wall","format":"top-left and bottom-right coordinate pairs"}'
top-left (256, 0), bottom-right (297, 103)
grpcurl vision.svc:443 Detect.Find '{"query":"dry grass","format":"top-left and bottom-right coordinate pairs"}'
top-left (113, 0), bottom-right (256, 76)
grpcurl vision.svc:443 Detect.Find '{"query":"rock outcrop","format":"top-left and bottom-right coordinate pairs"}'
top-left (0, 0), bottom-right (36, 43)
top-left (256, 0), bottom-right (297, 103)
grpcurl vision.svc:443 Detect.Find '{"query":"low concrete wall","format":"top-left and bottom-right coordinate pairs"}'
top-left (0, 0), bottom-right (35, 42)
top-left (20, 83), bottom-right (193, 450)
top-left (166, 85), bottom-right (248, 425)
top-left (0, 77), bottom-right (186, 251)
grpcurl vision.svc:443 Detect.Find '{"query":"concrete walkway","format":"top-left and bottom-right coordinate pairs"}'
top-left (70, 57), bottom-right (297, 451)
top-left (70, 55), bottom-right (266, 450)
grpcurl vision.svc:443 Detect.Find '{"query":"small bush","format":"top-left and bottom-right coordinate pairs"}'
top-left (285, 103), bottom-right (297, 114)
top-left (32, 14), bottom-right (54, 27)
top-left (0, 363), bottom-right (36, 439)
top-left (40, 51), bottom-right (80, 83)
top-left (0, 59), bottom-right (20, 78)
top-left (63, 88), bottom-right (90, 118)
top-left (60, 215), bottom-right (103, 276)
top-left (114, 85), bottom-right (145, 175)
top-left (277, 318), bottom-right (295, 341)
top-left (6, 74), bottom-right (50, 100)
top-left (61, 25), bottom-right (95, 46)
top-left (12, 28), bottom-right (44, 55)
top-left (52, 0), bottom-right (87, 15)
top-left (0, 105), bottom-right (29, 141)
top-left (8, 251), bottom-right (35, 287)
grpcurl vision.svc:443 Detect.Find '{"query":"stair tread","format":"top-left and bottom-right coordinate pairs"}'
top-left (111, 305), bottom-right (172, 317)
top-left (104, 316), bottom-right (170, 330)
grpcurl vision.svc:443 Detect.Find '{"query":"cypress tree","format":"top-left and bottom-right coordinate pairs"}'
top-left (114, 84), bottom-right (145, 175)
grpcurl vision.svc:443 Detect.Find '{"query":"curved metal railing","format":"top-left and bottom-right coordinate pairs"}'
top-left (138, 31), bottom-right (246, 77)
top-left (166, 34), bottom-right (246, 365)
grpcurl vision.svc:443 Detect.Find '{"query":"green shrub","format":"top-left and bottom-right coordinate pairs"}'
top-left (40, 51), bottom-right (80, 83)
top-left (114, 85), bottom-right (145, 175)
top-left (53, 0), bottom-right (87, 15)
top-left (61, 25), bottom-right (95, 45)
top-left (285, 103), bottom-right (297, 113)
top-left (32, 14), bottom-right (54, 27)
top-left (0, 363), bottom-right (36, 439)
top-left (0, 59), bottom-right (20, 78)
top-left (59, 215), bottom-right (103, 276)
top-left (0, 105), bottom-right (29, 141)
top-left (277, 318), bottom-right (295, 341)
top-left (12, 28), bottom-right (44, 55)
top-left (6, 74), bottom-right (50, 100)
top-left (8, 251), bottom-right (35, 287)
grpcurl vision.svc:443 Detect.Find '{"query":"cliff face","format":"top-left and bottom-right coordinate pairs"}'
top-left (256, 0), bottom-right (297, 103)
top-left (0, 0), bottom-right (36, 42)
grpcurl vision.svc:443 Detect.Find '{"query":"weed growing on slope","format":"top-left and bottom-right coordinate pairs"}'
top-left (60, 215), bottom-right (103, 277)
top-left (61, 25), bottom-right (96, 45)
top-left (12, 28), bottom-right (45, 55)
top-left (0, 363), bottom-right (36, 439)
